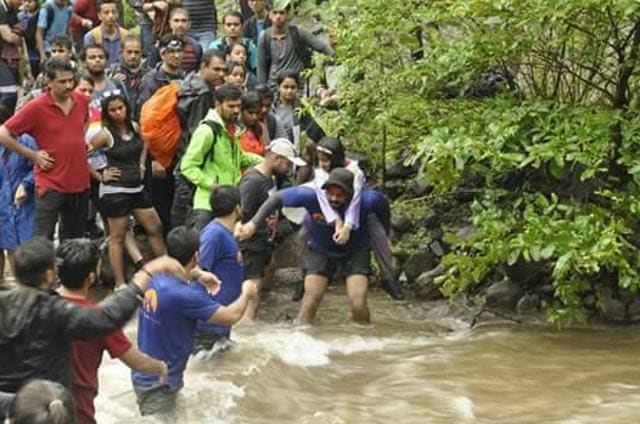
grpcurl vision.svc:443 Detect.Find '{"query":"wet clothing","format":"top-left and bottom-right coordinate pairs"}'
top-left (251, 186), bottom-right (390, 256)
top-left (0, 283), bottom-right (143, 394)
top-left (196, 220), bottom-right (243, 339)
top-left (0, 135), bottom-right (36, 250)
top-left (180, 108), bottom-right (261, 212)
top-left (304, 242), bottom-right (371, 277)
top-left (133, 274), bottom-right (220, 391)
top-left (62, 296), bottom-right (132, 424)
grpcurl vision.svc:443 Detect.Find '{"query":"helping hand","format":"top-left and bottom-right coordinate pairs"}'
top-left (234, 221), bottom-right (256, 241)
top-left (242, 280), bottom-right (258, 299)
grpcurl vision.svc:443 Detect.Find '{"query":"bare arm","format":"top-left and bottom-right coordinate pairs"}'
top-left (0, 125), bottom-right (36, 161)
top-left (0, 24), bottom-right (20, 45)
top-left (119, 346), bottom-right (168, 378)
top-left (36, 27), bottom-right (45, 63)
top-left (89, 129), bottom-right (111, 150)
top-left (207, 281), bottom-right (257, 325)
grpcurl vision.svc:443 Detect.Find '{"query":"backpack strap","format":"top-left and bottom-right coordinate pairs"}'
top-left (45, 3), bottom-right (55, 31)
top-left (200, 119), bottom-right (220, 168)
top-left (259, 27), bottom-right (271, 68)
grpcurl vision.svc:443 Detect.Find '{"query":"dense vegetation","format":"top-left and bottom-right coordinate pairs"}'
top-left (317, 0), bottom-right (640, 323)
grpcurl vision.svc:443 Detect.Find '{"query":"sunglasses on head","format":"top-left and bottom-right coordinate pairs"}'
top-left (101, 89), bottom-right (122, 100)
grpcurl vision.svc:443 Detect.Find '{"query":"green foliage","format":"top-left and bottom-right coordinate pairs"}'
top-left (323, 0), bottom-right (640, 323)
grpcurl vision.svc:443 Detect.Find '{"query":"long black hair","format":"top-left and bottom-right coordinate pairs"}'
top-left (100, 91), bottom-right (136, 135)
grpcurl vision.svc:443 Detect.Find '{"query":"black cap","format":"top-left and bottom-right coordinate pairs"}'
top-left (322, 167), bottom-right (354, 196)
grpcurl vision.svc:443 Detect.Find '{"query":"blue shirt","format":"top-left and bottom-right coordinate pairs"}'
top-left (0, 135), bottom-right (36, 250)
top-left (132, 275), bottom-right (221, 390)
top-left (282, 187), bottom-right (388, 255)
top-left (37, 1), bottom-right (72, 52)
top-left (83, 27), bottom-right (126, 67)
top-left (208, 37), bottom-right (258, 72)
top-left (196, 220), bottom-right (244, 337)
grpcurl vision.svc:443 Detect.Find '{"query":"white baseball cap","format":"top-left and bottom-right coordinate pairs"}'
top-left (267, 138), bottom-right (307, 166)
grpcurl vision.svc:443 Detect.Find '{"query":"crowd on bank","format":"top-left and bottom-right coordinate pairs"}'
top-left (0, 0), bottom-right (406, 422)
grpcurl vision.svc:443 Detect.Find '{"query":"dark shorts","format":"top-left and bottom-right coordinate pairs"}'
top-left (133, 384), bottom-right (179, 418)
top-left (240, 239), bottom-right (273, 280)
top-left (100, 190), bottom-right (152, 218)
top-left (303, 244), bottom-right (371, 279)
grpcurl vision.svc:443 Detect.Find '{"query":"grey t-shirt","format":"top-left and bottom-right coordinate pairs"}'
top-left (239, 167), bottom-right (276, 244)
top-left (257, 25), bottom-right (335, 88)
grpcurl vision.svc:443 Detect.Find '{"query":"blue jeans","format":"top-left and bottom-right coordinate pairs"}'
top-left (189, 30), bottom-right (216, 50)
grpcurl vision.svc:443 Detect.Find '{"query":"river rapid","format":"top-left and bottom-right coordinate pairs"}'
top-left (95, 286), bottom-right (640, 423)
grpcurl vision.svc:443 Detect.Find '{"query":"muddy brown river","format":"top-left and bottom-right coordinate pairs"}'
top-left (94, 286), bottom-right (640, 423)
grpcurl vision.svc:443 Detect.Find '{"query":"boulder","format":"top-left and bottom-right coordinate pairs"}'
top-left (429, 240), bottom-right (448, 257)
top-left (272, 230), bottom-right (304, 269)
top-left (410, 179), bottom-right (431, 197)
top-left (420, 211), bottom-right (440, 230)
top-left (485, 278), bottom-right (523, 310)
top-left (414, 266), bottom-right (445, 300)
top-left (391, 213), bottom-right (413, 234)
top-left (516, 293), bottom-right (540, 314)
top-left (385, 150), bottom-right (417, 180)
top-left (272, 267), bottom-right (304, 288)
top-left (595, 284), bottom-right (626, 322)
top-left (627, 299), bottom-right (640, 322)
top-left (383, 180), bottom-right (407, 200)
top-left (402, 250), bottom-right (438, 282)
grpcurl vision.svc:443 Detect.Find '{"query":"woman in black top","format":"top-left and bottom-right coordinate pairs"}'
top-left (90, 91), bottom-right (166, 287)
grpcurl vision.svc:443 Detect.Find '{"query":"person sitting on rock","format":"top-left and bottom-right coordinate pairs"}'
top-left (236, 167), bottom-right (390, 323)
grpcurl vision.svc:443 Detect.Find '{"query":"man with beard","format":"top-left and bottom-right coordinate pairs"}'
top-left (108, 35), bottom-right (151, 103)
top-left (0, 58), bottom-right (90, 240)
top-left (81, 43), bottom-right (126, 100)
top-left (138, 34), bottom-right (185, 232)
top-left (236, 168), bottom-right (390, 324)
top-left (170, 49), bottom-right (227, 228)
top-left (167, 8), bottom-right (201, 73)
top-left (180, 84), bottom-right (261, 230)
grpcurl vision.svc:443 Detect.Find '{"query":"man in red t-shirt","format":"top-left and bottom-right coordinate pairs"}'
top-left (0, 58), bottom-right (92, 240)
top-left (55, 238), bottom-right (167, 424)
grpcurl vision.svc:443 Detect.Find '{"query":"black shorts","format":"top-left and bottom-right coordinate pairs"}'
top-left (240, 239), bottom-right (273, 279)
top-left (100, 191), bottom-right (152, 218)
top-left (303, 244), bottom-right (371, 279)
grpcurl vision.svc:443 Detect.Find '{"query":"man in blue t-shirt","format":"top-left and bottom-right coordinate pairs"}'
top-left (193, 185), bottom-right (246, 354)
top-left (236, 168), bottom-right (391, 324)
top-left (132, 225), bottom-right (258, 418)
top-left (36, 0), bottom-right (72, 63)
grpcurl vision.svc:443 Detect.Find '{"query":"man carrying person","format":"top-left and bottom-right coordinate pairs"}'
top-left (0, 236), bottom-right (185, 417)
top-left (0, 58), bottom-right (90, 240)
top-left (108, 35), bottom-right (151, 102)
top-left (132, 225), bottom-right (258, 417)
top-left (257, 0), bottom-right (335, 90)
top-left (236, 168), bottom-right (391, 323)
top-left (56, 238), bottom-right (168, 424)
top-left (167, 7), bottom-right (201, 73)
top-left (83, 0), bottom-right (129, 67)
top-left (237, 138), bottom-right (305, 320)
top-left (209, 11), bottom-right (257, 73)
top-left (180, 83), bottom-right (261, 230)
top-left (171, 48), bottom-right (227, 228)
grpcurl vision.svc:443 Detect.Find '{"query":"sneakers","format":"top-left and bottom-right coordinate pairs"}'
top-left (381, 280), bottom-right (405, 301)
top-left (291, 280), bottom-right (305, 302)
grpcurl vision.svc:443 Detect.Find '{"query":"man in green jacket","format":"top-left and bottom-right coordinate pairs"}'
top-left (181, 84), bottom-right (262, 230)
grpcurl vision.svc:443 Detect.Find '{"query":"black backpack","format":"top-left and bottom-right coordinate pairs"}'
top-left (260, 25), bottom-right (313, 71)
top-left (26, 4), bottom-right (54, 51)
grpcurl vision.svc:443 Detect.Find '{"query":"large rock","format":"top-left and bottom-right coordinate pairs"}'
top-left (516, 293), bottom-right (540, 314)
top-left (414, 266), bottom-right (445, 300)
top-left (385, 149), bottom-right (417, 180)
top-left (391, 212), bottom-right (413, 234)
top-left (595, 284), bottom-right (626, 322)
top-left (272, 230), bottom-right (304, 269)
top-left (402, 250), bottom-right (438, 282)
top-left (272, 267), bottom-right (304, 288)
top-left (485, 278), bottom-right (524, 310)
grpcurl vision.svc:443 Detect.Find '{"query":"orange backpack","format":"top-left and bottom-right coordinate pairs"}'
top-left (140, 83), bottom-right (181, 169)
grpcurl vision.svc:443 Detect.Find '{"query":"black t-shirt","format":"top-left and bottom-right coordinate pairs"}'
top-left (239, 167), bottom-right (275, 243)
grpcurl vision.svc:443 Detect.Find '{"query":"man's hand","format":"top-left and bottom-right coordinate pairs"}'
top-left (82, 19), bottom-right (93, 29)
top-left (33, 150), bottom-right (54, 171)
top-left (14, 184), bottom-right (26, 206)
top-left (241, 280), bottom-right (258, 299)
top-left (153, 0), bottom-right (168, 11)
top-left (151, 160), bottom-right (166, 178)
top-left (191, 267), bottom-right (222, 295)
top-left (234, 221), bottom-right (256, 241)
top-left (333, 222), bottom-right (351, 245)
top-left (113, 72), bottom-right (126, 83)
top-left (101, 167), bottom-right (121, 183)
top-left (157, 361), bottom-right (169, 384)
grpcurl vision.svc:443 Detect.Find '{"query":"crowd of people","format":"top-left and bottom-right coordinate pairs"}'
top-left (0, 0), bottom-right (406, 421)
